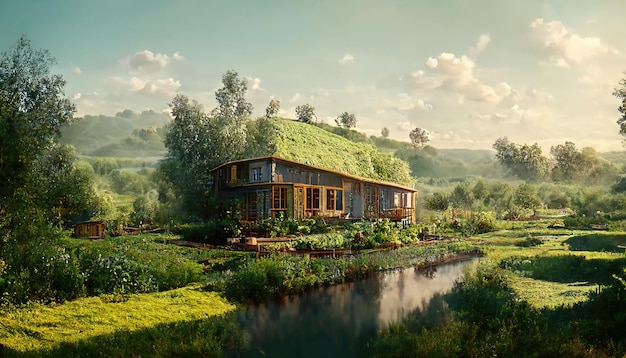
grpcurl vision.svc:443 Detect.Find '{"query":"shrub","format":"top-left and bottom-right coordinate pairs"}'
top-left (87, 254), bottom-right (157, 295)
top-left (173, 220), bottom-right (238, 244)
top-left (0, 243), bottom-right (85, 305)
top-left (458, 212), bottom-right (497, 235)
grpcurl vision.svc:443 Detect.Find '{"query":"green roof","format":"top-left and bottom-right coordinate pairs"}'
top-left (269, 120), bottom-right (412, 186)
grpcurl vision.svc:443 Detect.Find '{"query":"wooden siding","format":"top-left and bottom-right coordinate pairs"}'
top-left (210, 156), bottom-right (417, 223)
top-left (73, 221), bottom-right (105, 239)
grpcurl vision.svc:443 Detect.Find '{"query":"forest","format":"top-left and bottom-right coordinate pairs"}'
top-left (2, 36), bottom-right (626, 356)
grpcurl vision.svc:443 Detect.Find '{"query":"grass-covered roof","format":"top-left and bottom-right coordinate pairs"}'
top-left (268, 119), bottom-right (412, 186)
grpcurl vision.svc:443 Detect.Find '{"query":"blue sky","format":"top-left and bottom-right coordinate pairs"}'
top-left (2, 0), bottom-right (626, 150)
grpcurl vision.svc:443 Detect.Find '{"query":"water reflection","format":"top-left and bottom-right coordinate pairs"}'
top-left (237, 259), bottom-right (475, 358)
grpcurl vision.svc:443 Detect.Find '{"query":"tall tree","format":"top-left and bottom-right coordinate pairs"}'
top-left (0, 36), bottom-right (76, 243)
top-left (265, 98), bottom-right (280, 119)
top-left (0, 37), bottom-right (103, 304)
top-left (162, 95), bottom-right (216, 218)
top-left (409, 127), bottom-right (429, 148)
top-left (550, 141), bottom-right (582, 181)
top-left (211, 69), bottom-right (253, 119)
top-left (295, 104), bottom-right (316, 124)
top-left (493, 137), bottom-right (549, 181)
top-left (335, 112), bottom-right (357, 128)
top-left (381, 127), bottom-right (390, 138)
top-left (614, 72), bottom-right (626, 138)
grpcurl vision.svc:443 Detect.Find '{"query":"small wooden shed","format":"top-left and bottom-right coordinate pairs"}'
top-left (73, 220), bottom-right (105, 239)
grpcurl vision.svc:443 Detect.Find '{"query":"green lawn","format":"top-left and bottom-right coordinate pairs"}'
top-left (0, 284), bottom-right (234, 353)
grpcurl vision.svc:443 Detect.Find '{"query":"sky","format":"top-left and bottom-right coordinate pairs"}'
top-left (2, 0), bottom-right (626, 151)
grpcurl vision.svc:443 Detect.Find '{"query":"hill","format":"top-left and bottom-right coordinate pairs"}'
top-left (60, 110), bottom-right (171, 155)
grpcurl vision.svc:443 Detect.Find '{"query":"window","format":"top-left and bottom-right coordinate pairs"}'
top-left (273, 187), bottom-right (288, 209)
top-left (326, 189), bottom-right (343, 211)
top-left (230, 165), bottom-right (237, 183)
top-left (336, 190), bottom-right (343, 211)
top-left (326, 189), bottom-right (335, 210)
top-left (306, 187), bottom-right (320, 210)
top-left (403, 193), bottom-right (412, 208)
top-left (380, 189), bottom-right (387, 210)
top-left (394, 192), bottom-right (400, 207)
top-left (252, 167), bottom-right (263, 181)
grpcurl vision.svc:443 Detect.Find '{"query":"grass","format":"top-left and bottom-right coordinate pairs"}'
top-left (0, 284), bottom-right (235, 353)
top-left (272, 119), bottom-right (413, 185)
top-left (3, 222), bottom-right (625, 354)
top-left (508, 275), bottom-right (597, 309)
top-left (469, 224), bottom-right (626, 309)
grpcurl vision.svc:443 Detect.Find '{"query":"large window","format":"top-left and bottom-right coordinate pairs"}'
top-left (306, 187), bottom-right (320, 210)
top-left (272, 187), bottom-right (288, 209)
top-left (326, 189), bottom-right (343, 211)
top-left (252, 166), bottom-right (263, 181)
top-left (403, 193), bottom-right (412, 208)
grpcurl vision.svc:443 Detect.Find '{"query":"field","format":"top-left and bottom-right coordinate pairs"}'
top-left (2, 222), bottom-right (626, 356)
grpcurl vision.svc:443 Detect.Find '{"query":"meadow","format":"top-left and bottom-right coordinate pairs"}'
top-left (1, 220), bottom-right (625, 356)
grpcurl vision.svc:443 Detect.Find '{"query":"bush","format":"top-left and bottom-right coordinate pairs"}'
top-left (173, 220), bottom-right (239, 244)
top-left (87, 254), bottom-right (157, 295)
top-left (458, 212), bottom-right (497, 235)
top-left (0, 243), bottom-right (85, 305)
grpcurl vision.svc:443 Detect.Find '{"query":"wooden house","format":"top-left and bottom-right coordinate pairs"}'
top-left (210, 156), bottom-right (417, 224)
top-left (73, 220), bottom-right (105, 239)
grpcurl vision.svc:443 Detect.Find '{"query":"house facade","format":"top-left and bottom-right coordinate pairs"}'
top-left (210, 156), bottom-right (417, 224)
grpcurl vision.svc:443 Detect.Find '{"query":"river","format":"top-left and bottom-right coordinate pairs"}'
top-left (236, 258), bottom-right (477, 357)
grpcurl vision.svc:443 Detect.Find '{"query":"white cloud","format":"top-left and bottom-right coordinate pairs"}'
top-left (72, 93), bottom-right (82, 100)
top-left (407, 70), bottom-right (439, 89)
top-left (173, 52), bottom-right (185, 61)
top-left (338, 54), bottom-right (354, 65)
top-left (530, 18), bottom-right (618, 67)
top-left (468, 34), bottom-right (491, 58)
top-left (526, 87), bottom-right (554, 101)
top-left (419, 52), bottom-right (515, 103)
top-left (126, 76), bottom-right (181, 98)
top-left (244, 76), bottom-right (264, 91)
top-left (73, 66), bottom-right (82, 75)
top-left (385, 93), bottom-right (433, 111)
top-left (468, 104), bottom-right (537, 124)
top-left (127, 50), bottom-right (170, 72)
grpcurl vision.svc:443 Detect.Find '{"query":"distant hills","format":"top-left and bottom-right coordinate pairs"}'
top-left (60, 110), bottom-right (170, 158)
top-left (61, 111), bottom-right (624, 182)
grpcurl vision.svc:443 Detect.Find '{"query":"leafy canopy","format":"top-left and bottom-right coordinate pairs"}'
top-left (295, 104), bottom-right (316, 124)
top-left (335, 111), bottom-right (357, 129)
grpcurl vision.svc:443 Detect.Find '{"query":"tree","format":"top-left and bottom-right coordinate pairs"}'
top-left (265, 98), bottom-right (280, 119)
top-left (514, 183), bottom-right (542, 215)
top-left (1, 36), bottom-right (76, 241)
top-left (335, 112), bottom-right (357, 128)
top-left (425, 192), bottom-right (450, 211)
top-left (211, 69), bottom-right (253, 119)
top-left (550, 141), bottom-right (582, 181)
top-left (409, 127), bottom-right (429, 148)
top-left (162, 95), bottom-right (216, 218)
top-left (614, 72), bottom-right (626, 138)
top-left (492, 137), bottom-right (549, 181)
top-left (450, 181), bottom-right (474, 209)
top-left (0, 37), bottom-right (106, 304)
top-left (295, 104), bottom-right (316, 124)
top-left (381, 127), bottom-right (389, 138)
top-left (162, 87), bottom-right (252, 219)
